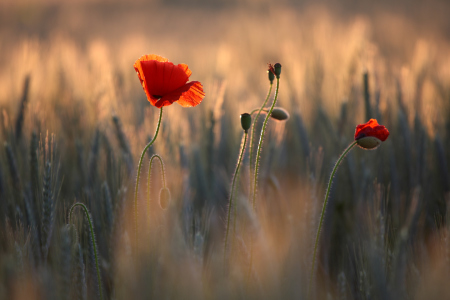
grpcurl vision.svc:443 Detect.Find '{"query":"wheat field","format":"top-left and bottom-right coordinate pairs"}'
top-left (0, 1), bottom-right (450, 299)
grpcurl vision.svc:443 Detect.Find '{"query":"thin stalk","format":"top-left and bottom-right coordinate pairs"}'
top-left (134, 107), bottom-right (163, 252)
top-left (249, 83), bottom-right (272, 198)
top-left (247, 77), bottom-right (280, 283)
top-left (250, 108), bottom-right (260, 115)
top-left (250, 108), bottom-right (270, 116)
top-left (69, 202), bottom-right (103, 300)
top-left (223, 131), bottom-right (248, 268)
top-left (147, 154), bottom-right (166, 215)
top-left (308, 140), bottom-right (357, 298)
top-left (252, 77), bottom-right (279, 210)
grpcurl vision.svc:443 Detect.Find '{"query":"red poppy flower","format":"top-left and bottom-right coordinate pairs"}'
top-left (134, 54), bottom-right (205, 108)
top-left (354, 119), bottom-right (389, 149)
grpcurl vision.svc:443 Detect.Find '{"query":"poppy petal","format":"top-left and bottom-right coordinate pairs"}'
top-left (146, 94), bottom-right (160, 107)
top-left (177, 63), bottom-right (192, 78)
top-left (177, 81), bottom-right (204, 107)
top-left (138, 54), bottom-right (169, 63)
top-left (139, 61), bottom-right (190, 97)
top-left (354, 119), bottom-right (389, 142)
top-left (153, 96), bottom-right (178, 108)
top-left (158, 81), bottom-right (205, 108)
top-left (134, 69), bottom-right (159, 106)
top-left (134, 54), bottom-right (169, 86)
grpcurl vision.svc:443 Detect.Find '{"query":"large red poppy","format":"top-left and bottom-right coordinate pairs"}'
top-left (354, 119), bottom-right (389, 149)
top-left (134, 54), bottom-right (205, 108)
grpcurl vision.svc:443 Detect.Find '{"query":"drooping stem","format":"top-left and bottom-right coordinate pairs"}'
top-left (247, 77), bottom-right (280, 283)
top-left (223, 131), bottom-right (248, 268)
top-left (134, 107), bottom-right (163, 252)
top-left (147, 154), bottom-right (166, 215)
top-left (249, 83), bottom-right (272, 198)
top-left (250, 108), bottom-right (268, 115)
top-left (69, 202), bottom-right (103, 300)
top-left (308, 140), bottom-right (357, 297)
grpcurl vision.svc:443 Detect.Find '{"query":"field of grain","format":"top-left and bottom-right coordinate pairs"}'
top-left (1, 1), bottom-right (450, 299)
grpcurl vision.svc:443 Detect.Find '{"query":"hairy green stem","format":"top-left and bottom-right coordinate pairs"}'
top-left (147, 154), bottom-right (166, 215)
top-left (249, 83), bottom-right (272, 198)
top-left (247, 77), bottom-right (280, 284)
top-left (250, 108), bottom-right (268, 115)
top-left (308, 140), bottom-right (357, 297)
top-left (134, 107), bottom-right (163, 252)
top-left (251, 77), bottom-right (279, 211)
top-left (223, 131), bottom-right (248, 268)
top-left (69, 202), bottom-right (103, 300)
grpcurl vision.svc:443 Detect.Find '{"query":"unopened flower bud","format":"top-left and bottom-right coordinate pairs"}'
top-left (274, 63), bottom-right (282, 78)
top-left (268, 69), bottom-right (275, 83)
top-left (270, 107), bottom-right (290, 121)
top-left (240, 113), bottom-right (251, 133)
top-left (159, 187), bottom-right (171, 210)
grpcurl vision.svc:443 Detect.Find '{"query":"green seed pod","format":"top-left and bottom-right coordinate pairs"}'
top-left (356, 136), bottom-right (382, 150)
top-left (270, 107), bottom-right (290, 121)
top-left (240, 113), bottom-right (251, 133)
top-left (274, 63), bottom-right (282, 78)
top-left (159, 187), bottom-right (171, 210)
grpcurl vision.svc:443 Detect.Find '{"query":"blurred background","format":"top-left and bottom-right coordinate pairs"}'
top-left (1, 0), bottom-right (450, 299)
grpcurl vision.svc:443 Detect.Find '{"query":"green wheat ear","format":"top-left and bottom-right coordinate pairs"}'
top-left (41, 161), bottom-right (54, 263)
top-left (68, 202), bottom-right (103, 300)
top-left (112, 114), bottom-right (134, 175)
top-left (30, 131), bottom-right (40, 204)
top-left (15, 74), bottom-right (30, 141)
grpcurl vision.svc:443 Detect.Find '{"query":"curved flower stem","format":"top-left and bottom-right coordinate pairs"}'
top-left (134, 107), bottom-right (163, 253)
top-left (69, 203), bottom-right (103, 300)
top-left (249, 83), bottom-right (272, 198)
top-left (247, 77), bottom-right (280, 284)
top-left (250, 108), bottom-right (269, 115)
top-left (250, 108), bottom-right (260, 115)
top-left (147, 154), bottom-right (166, 214)
top-left (223, 131), bottom-right (248, 269)
top-left (308, 140), bottom-right (357, 298)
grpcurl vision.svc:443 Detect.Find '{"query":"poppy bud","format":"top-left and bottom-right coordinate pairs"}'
top-left (159, 187), bottom-right (171, 210)
top-left (268, 69), bottom-right (275, 83)
top-left (240, 113), bottom-right (251, 133)
top-left (274, 63), bottom-right (282, 78)
top-left (270, 107), bottom-right (290, 121)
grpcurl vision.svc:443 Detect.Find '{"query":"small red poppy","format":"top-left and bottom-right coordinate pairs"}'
top-left (354, 119), bottom-right (389, 149)
top-left (134, 54), bottom-right (205, 108)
